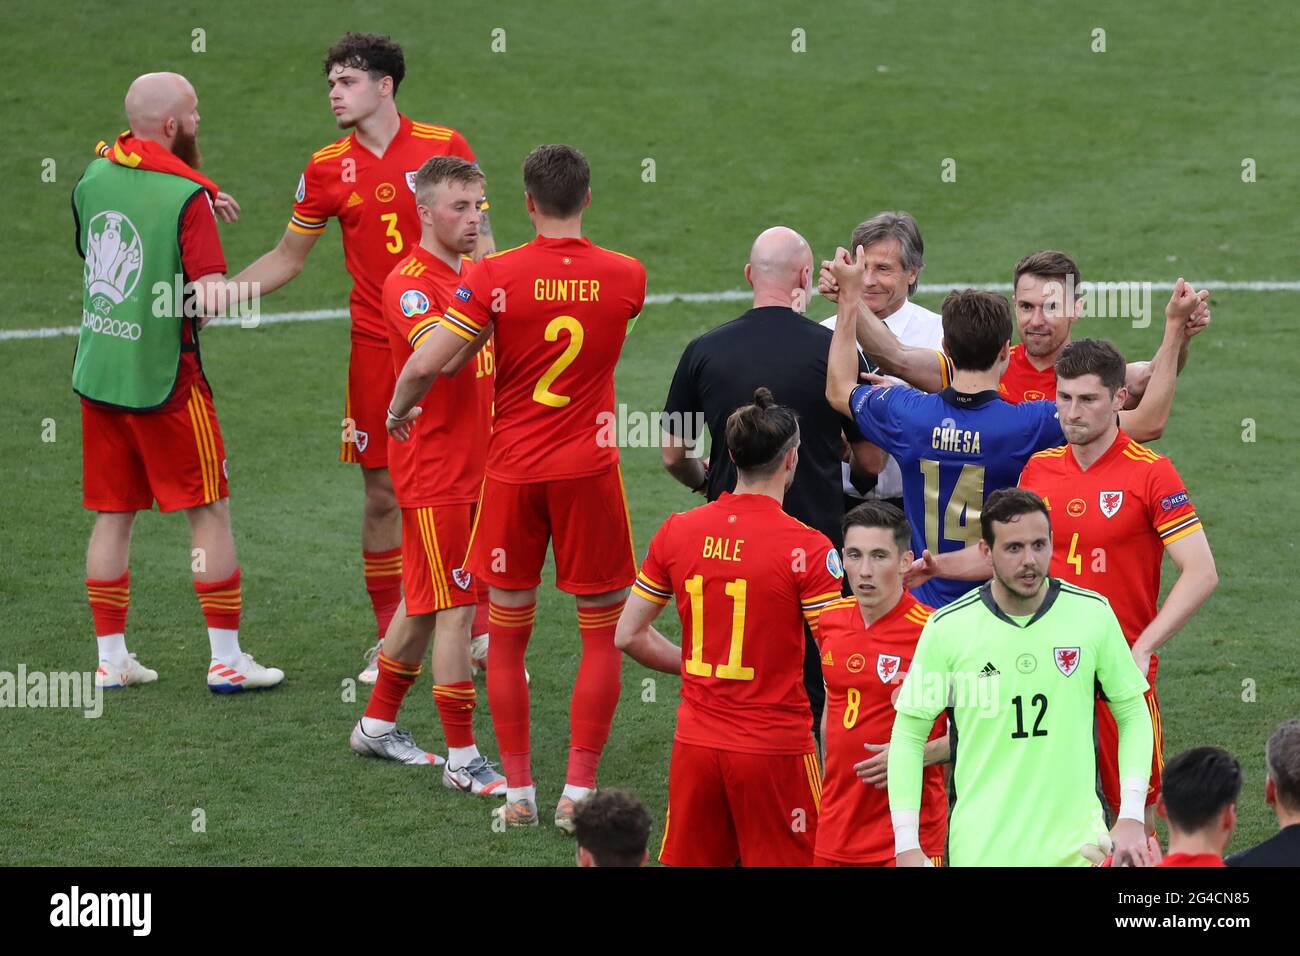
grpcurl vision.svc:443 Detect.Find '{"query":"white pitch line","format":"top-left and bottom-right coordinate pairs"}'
top-left (4, 280), bottom-right (1298, 342)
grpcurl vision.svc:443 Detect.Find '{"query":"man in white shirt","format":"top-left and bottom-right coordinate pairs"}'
top-left (820, 211), bottom-right (946, 510)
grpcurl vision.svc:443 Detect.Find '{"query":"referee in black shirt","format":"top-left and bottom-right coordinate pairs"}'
top-left (660, 226), bottom-right (882, 738)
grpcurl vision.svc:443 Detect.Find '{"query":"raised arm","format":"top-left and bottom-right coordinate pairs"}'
top-left (819, 259), bottom-right (948, 392)
top-left (1118, 278), bottom-right (1208, 442)
top-left (826, 246), bottom-right (869, 417)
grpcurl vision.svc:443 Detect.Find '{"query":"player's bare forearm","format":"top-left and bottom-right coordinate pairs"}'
top-left (392, 326), bottom-right (464, 416)
top-left (935, 543), bottom-right (992, 581)
top-left (923, 735), bottom-right (951, 766)
top-left (1120, 278), bottom-right (1208, 442)
top-left (853, 302), bottom-right (944, 393)
top-left (615, 596), bottom-right (680, 674)
top-left (1118, 315), bottom-right (1180, 441)
top-left (230, 228), bottom-right (318, 296)
top-left (826, 293), bottom-right (863, 417)
top-left (619, 626), bottom-right (681, 674)
top-left (440, 324), bottom-right (492, 376)
top-left (1133, 532), bottom-right (1218, 658)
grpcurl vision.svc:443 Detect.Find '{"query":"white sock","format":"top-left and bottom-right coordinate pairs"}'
top-left (361, 716), bottom-right (396, 737)
top-left (563, 784), bottom-right (593, 802)
top-left (208, 628), bottom-right (242, 667)
top-left (506, 785), bottom-right (536, 805)
top-left (97, 634), bottom-right (127, 665)
top-left (448, 745), bottom-right (481, 769)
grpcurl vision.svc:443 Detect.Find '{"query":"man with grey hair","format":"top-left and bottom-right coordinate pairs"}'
top-left (662, 226), bottom-right (882, 735)
top-left (1228, 719), bottom-right (1300, 866)
top-left (819, 212), bottom-right (946, 512)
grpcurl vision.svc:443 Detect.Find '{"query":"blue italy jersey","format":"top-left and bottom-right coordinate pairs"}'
top-left (848, 384), bottom-right (1066, 606)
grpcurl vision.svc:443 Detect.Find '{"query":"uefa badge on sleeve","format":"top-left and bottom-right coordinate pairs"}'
top-left (295, 174), bottom-right (306, 203)
top-left (826, 549), bottom-right (844, 579)
top-left (400, 289), bottom-right (430, 317)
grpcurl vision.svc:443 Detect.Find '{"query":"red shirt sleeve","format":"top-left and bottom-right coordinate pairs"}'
top-left (289, 160), bottom-right (334, 235)
top-left (631, 518), bottom-right (674, 607)
top-left (440, 258), bottom-right (494, 341)
top-left (797, 530), bottom-right (846, 635)
top-left (180, 192), bottom-right (226, 281)
top-left (1146, 457), bottom-right (1202, 547)
top-left (630, 260), bottom-right (647, 317)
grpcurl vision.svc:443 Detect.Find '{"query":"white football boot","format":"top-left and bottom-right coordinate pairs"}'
top-left (207, 653), bottom-right (285, 694)
top-left (95, 653), bottom-right (158, 689)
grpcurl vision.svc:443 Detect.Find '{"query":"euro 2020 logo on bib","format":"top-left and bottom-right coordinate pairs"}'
top-left (84, 211), bottom-right (143, 314)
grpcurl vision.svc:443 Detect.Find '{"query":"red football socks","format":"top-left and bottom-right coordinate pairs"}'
top-left (364, 653), bottom-right (421, 722)
top-left (363, 547), bottom-right (403, 638)
top-left (194, 568), bottom-right (241, 630)
top-left (87, 571), bottom-right (130, 637)
top-left (567, 601), bottom-right (626, 788)
top-left (486, 602), bottom-right (536, 787)
top-left (433, 681), bottom-right (477, 748)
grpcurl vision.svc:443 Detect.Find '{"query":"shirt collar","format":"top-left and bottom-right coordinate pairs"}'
top-left (979, 577), bottom-right (1062, 627)
top-left (940, 387), bottom-right (1003, 409)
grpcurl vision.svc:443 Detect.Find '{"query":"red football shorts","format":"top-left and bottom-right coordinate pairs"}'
top-left (81, 379), bottom-right (228, 513)
top-left (400, 504), bottom-right (478, 616)
top-left (465, 465), bottom-right (636, 595)
top-left (340, 341), bottom-right (393, 470)
top-left (658, 740), bottom-right (820, 867)
top-left (1097, 656), bottom-right (1163, 814)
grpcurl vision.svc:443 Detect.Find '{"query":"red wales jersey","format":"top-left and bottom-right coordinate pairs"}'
top-left (290, 115), bottom-right (476, 346)
top-left (816, 591), bottom-right (948, 863)
top-left (1019, 430), bottom-right (1203, 644)
top-left (381, 246), bottom-right (492, 508)
top-left (439, 235), bottom-right (646, 482)
top-left (999, 343), bottom-right (1057, 403)
top-left (632, 493), bottom-right (844, 755)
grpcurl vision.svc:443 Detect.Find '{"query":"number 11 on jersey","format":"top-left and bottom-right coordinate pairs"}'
top-left (683, 575), bottom-right (754, 681)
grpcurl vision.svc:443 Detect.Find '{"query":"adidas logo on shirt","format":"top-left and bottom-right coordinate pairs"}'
top-left (979, 661), bottom-right (1000, 678)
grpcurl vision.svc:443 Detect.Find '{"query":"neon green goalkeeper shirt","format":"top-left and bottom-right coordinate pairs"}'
top-left (892, 578), bottom-right (1150, 867)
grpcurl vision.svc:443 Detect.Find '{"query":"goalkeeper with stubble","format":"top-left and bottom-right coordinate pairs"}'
top-left (886, 488), bottom-right (1155, 866)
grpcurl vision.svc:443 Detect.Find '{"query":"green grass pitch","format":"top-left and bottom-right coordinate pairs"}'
top-left (1, 0), bottom-right (1297, 865)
